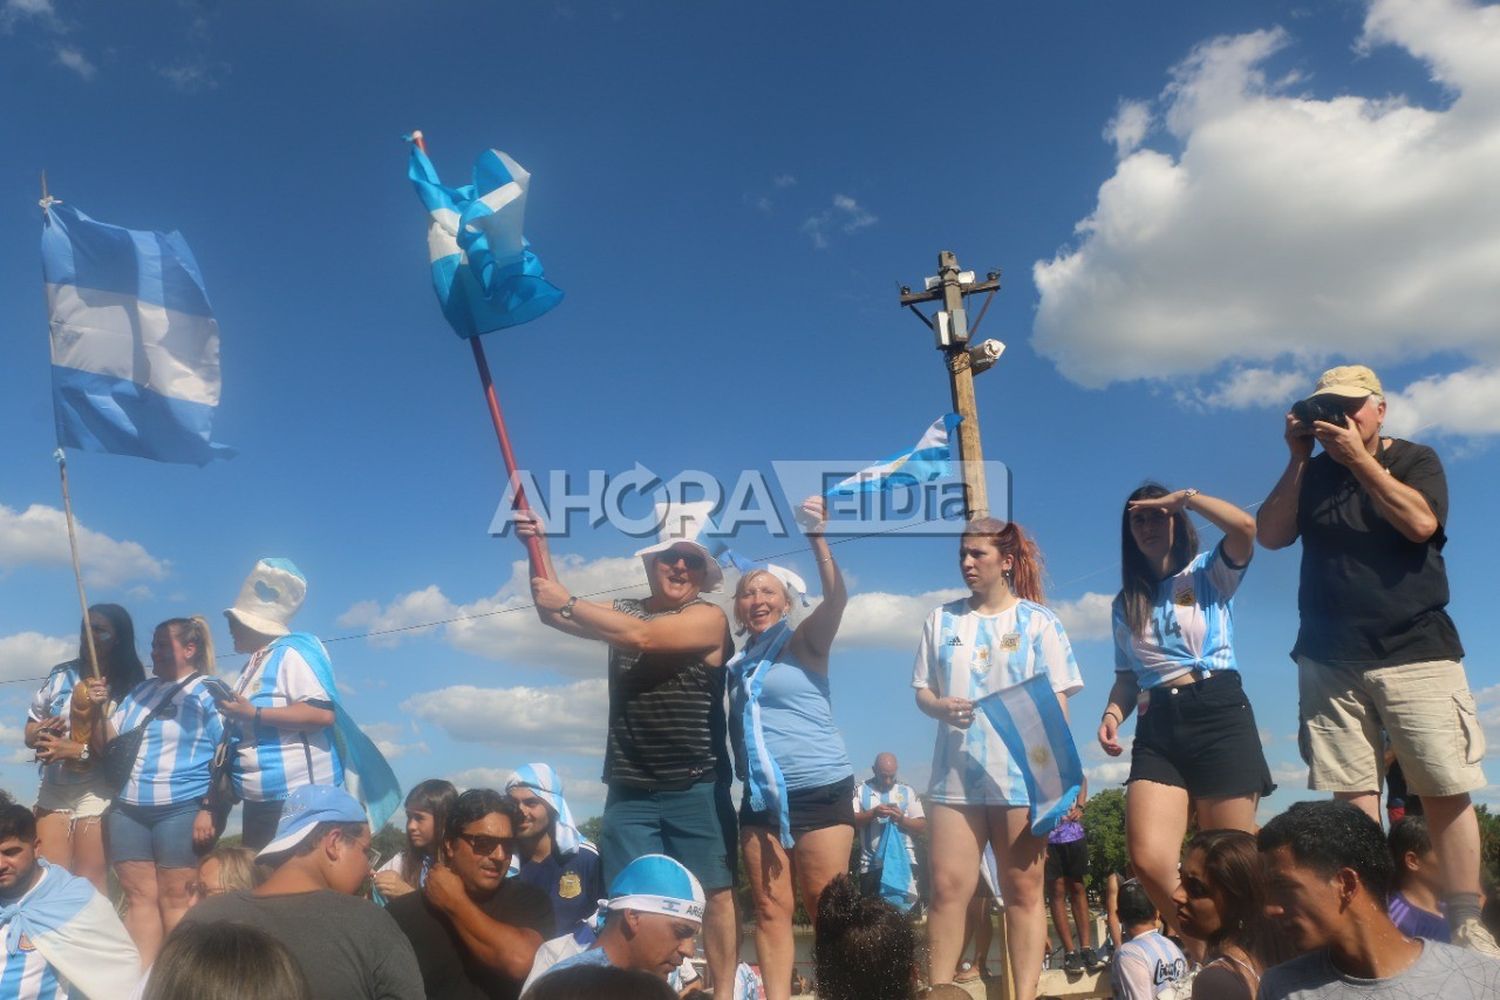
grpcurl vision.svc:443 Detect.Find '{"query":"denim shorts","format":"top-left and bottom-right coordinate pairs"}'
top-left (1128, 671), bottom-right (1274, 800)
top-left (601, 780), bottom-right (737, 890)
top-left (105, 800), bottom-right (203, 868)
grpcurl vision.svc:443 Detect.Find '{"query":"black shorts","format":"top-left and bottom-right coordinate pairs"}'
top-left (1045, 838), bottom-right (1087, 882)
top-left (1128, 671), bottom-right (1275, 799)
top-left (739, 775), bottom-right (855, 838)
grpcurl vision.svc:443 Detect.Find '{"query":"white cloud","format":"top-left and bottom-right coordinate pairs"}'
top-left (54, 46), bottom-right (94, 79)
top-left (4, 0), bottom-right (53, 16)
top-left (0, 632), bottom-right (73, 683)
top-left (1270, 760), bottom-right (1310, 787)
top-left (802, 193), bottom-right (878, 248)
top-left (836, 588), bottom-right (967, 650)
top-left (338, 554), bottom-right (643, 676)
top-left (772, 174), bottom-right (797, 189)
top-left (1187, 366), bottom-right (1311, 411)
top-left (1104, 99), bottom-right (1152, 158)
top-left (1086, 760), bottom-right (1133, 786)
top-left (1032, 0), bottom-right (1500, 399)
top-left (1053, 592), bottom-right (1114, 642)
top-left (403, 678), bottom-right (608, 754)
top-left (360, 721), bottom-right (428, 760)
top-left (1383, 366), bottom-right (1500, 438)
top-left (0, 503), bottom-right (168, 587)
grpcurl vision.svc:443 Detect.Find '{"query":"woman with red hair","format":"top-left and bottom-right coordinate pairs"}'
top-left (912, 519), bottom-right (1083, 999)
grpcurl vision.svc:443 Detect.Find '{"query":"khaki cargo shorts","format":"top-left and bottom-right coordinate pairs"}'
top-left (1296, 657), bottom-right (1487, 798)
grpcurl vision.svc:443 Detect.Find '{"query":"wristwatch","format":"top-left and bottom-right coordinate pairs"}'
top-left (77, 743), bottom-right (90, 762)
top-left (559, 596), bottom-right (578, 620)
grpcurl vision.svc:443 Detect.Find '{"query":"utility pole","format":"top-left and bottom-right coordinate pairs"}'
top-left (900, 250), bottom-right (1003, 520)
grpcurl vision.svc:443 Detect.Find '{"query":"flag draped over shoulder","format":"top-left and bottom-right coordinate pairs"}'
top-left (42, 203), bottom-right (234, 465)
top-left (826, 413), bottom-right (961, 497)
top-left (274, 633), bottom-right (403, 833)
top-left (406, 140), bottom-right (564, 338)
top-left (975, 673), bottom-right (1084, 837)
top-left (0, 861), bottom-right (140, 999)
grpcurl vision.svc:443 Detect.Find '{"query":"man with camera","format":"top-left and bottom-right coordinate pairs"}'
top-left (1258, 365), bottom-right (1495, 956)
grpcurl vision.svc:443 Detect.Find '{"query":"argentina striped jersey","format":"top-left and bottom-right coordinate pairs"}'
top-left (228, 644), bottom-right (342, 802)
top-left (1111, 930), bottom-right (1187, 999)
top-left (913, 599), bottom-right (1083, 806)
top-left (27, 663), bottom-right (91, 788)
top-left (853, 781), bottom-right (923, 872)
top-left (108, 674), bottom-right (224, 807)
top-left (1112, 542), bottom-right (1247, 689)
top-left (0, 867), bottom-right (70, 1000)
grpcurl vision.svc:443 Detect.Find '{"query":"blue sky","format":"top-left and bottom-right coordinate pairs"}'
top-left (2, 0), bottom-right (1496, 825)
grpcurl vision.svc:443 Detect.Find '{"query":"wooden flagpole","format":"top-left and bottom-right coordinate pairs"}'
top-left (40, 173), bottom-right (101, 681)
top-left (410, 133), bottom-right (548, 580)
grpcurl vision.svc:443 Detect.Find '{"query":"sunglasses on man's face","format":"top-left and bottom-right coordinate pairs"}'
top-left (455, 833), bottom-right (514, 857)
top-left (657, 551), bottom-right (706, 571)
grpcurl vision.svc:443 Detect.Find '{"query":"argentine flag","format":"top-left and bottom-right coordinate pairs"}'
top-left (1, 860), bottom-right (140, 999)
top-left (826, 413), bottom-right (961, 497)
top-left (406, 138), bottom-right (563, 338)
top-left (975, 673), bottom-right (1084, 837)
top-left (42, 203), bottom-right (233, 465)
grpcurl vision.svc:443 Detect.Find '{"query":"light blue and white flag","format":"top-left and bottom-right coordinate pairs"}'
top-left (505, 762), bottom-right (586, 861)
top-left (0, 860), bottom-right (140, 999)
top-left (42, 203), bottom-right (233, 465)
top-left (975, 673), bottom-right (1083, 838)
top-left (406, 139), bottom-right (563, 338)
top-left (826, 413), bottom-right (961, 497)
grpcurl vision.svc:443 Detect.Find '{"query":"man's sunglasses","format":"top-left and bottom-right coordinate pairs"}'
top-left (656, 550), bottom-right (706, 571)
top-left (455, 833), bottom-right (515, 857)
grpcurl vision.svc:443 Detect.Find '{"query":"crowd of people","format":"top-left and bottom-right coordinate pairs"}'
top-left (1, 363), bottom-right (1497, 999)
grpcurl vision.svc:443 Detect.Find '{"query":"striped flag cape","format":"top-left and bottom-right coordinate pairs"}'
top-left (975, 673), bottom-right (1084, 837)
top-left (406, 140), bottom-right (563, 338)
top-left (0, 861), bottom-right (140, 999)
top-left (826, 413), bottom-right (961, 497)
top-left (42, 203), bottom-right (234, 465)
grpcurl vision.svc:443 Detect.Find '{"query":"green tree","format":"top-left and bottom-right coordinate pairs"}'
top-left (1083, 788), bottom-right (1127, 889)
top-left (579, 814), bottom-right (604, 846)
top-left (1477, 804), bottom-right (1500, 889)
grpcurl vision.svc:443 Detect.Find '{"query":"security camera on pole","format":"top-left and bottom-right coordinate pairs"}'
top-left (899, 251), bottom-right (1004, 521)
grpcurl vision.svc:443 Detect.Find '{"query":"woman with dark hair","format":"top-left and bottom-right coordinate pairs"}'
top-left (813, 874), bottom-right (918, 1000)
top-left (913, 519), bottom-right (1084, 999)
top-left (24, 602), bottom-right (146, 890)
top-left (1098, 484), bottom-right (1272, 929)
top-left (145, 921), bottom-right (311, 1000)
top-left (1171, 830), bottom-right (1293, 999)
top-left (374, 778), bottom-right (458, 899)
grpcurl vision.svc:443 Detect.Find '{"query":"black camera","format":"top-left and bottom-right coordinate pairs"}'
top-left (1291, 396), bottom-right (1349, 428)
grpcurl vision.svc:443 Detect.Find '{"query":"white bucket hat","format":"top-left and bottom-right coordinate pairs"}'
top-left (225, 557), bottom-right (306, 637)
top-left (633, 500), bottom-right (724, 593)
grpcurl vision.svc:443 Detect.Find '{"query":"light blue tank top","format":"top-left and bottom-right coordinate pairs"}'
top-left (731, 652), bottom-right (852, 791)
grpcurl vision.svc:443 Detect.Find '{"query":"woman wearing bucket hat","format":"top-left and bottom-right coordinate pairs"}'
top-left (213, 559), bottom-right (341, 850)
top-left (24, 603), bottom-right (146, 891)
top-left (728, 496), bottom-right (855, 1000)
top-left (516, 500), bottom-right (739, 993)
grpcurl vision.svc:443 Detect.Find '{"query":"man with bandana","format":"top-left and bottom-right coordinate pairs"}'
top-left (505, 763), bottom-right (604, 933)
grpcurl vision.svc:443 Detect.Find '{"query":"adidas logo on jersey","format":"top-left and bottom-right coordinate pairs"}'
top-left (944, 635), bottom-right (963, 646)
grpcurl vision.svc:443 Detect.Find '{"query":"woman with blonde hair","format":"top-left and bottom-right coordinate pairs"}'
top-left (95, 615), bottom-right (225, 963)
top-left (914, 519), bottom-right (1083, 1000)
top-left (730, 497), bottom-right (853, 1000)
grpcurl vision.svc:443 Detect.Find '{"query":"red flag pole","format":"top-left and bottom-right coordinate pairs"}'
top-left (412, 131), bottom-right (548, 580)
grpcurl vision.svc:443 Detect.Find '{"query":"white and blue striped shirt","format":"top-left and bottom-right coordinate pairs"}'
top-left (1111, 930), bottom-right (1187, 999)
top-left (913, 599), bottom-right (1083, 806)
top-left (228, 644), bottom-right (341, 802)
top-left (1112, 543), bottom-right (1247, 689)
top-left (0, 868), bottom-right (71, 1000)
top-left (852, 781), bottom-right (923, 873)
top-left (108, 675), bottom-right (224, 807)
top-left (27, 663), bottom-right (91, 789)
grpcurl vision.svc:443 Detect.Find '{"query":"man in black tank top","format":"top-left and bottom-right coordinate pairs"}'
top-left (515, 501), bottom-right (739, 990)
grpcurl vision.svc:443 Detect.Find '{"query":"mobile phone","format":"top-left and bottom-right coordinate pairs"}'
top-left (199, 677), bottom-right (235, 702)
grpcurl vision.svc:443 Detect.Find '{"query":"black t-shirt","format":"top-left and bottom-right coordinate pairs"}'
top-left (387, 880), bottom-right (555, 1000)
top-left (1294, 438), bottom-right (1464, 667)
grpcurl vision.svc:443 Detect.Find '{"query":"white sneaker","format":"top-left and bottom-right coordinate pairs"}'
top-left (1452, 916), bottom-right (1500, 959)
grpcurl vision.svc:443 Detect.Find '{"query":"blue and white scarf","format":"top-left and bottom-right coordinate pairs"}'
top-left (729, 619), bottom-right (796, 849)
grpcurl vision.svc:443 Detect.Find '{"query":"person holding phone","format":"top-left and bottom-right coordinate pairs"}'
top-left (98, 614), bottom-right (225, 963)
top-left (24, 603), bottom-right (146, 892)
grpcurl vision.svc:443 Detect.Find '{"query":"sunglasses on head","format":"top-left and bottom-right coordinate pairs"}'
top-left (455, 832), bottom-right (514, 857)
top-left (656, 550), bottom-right (706, 571)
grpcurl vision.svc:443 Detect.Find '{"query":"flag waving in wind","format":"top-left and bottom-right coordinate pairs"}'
top-left (975, 673), bottom-right (1084, 837)
top-left (826, 413), bottom-right (961, 497)
top-left (406, 138), bottom-right (564, 338)
top-left (42, 203), bottom-right (233, 465)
